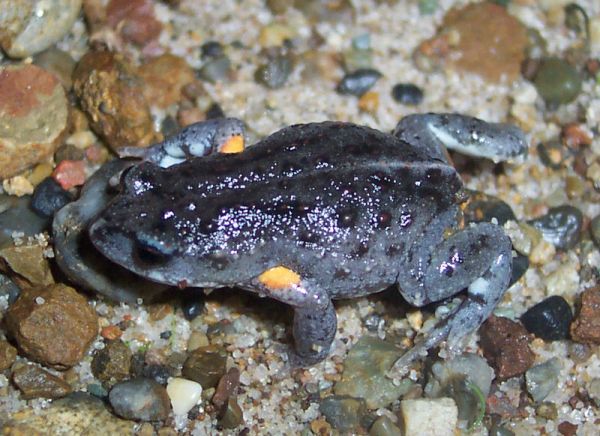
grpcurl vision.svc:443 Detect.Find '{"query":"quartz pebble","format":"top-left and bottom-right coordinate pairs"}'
top-left (0, 0), bottom-right (82, 58)
top-left (400, 397), bottom-right (457, 436)
top-left (109, 378), bottom-right (171, 421)
top-left (166, 377), bottom-right (203, 415)
top-left (0, 64), bottom-right (69, 179)
top-left (479, 316), bottom-right (535, 381)
top-left (5, 284), bottom-right (99, 369)
top-left (320, 395), bottom-right (367, 432)
top-left (369, 416), bottom-right (402, 436)
top-left (521, 296), bottom-right (572, 341)
top-left (525, 358), bottom-right (561, 403)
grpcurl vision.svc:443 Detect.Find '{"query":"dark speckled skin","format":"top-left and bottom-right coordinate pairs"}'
top-left (90, 117), bottom-right (518, 369)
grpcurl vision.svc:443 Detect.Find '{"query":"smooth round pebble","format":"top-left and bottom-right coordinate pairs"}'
top-left (509, 253), bottom-right (529, 287)
top-left (166, 377), bottom-right (203, 415)
top-left (391, 83), bottom-right (424, 105)
top-left (528, 205), bottom-right (583, 250)
top-left (109, 378), bottom-right (171, 421)
top-left (255, 53), bottom-right (293, 89)
top-left (30, 177), bottom-right (73, 218)
top-left (533, 58), bottom-right (582, 107)
top-left (521, 296), bottom-right (572, 341)
top-left (336, 68), bottom-right (382, 96)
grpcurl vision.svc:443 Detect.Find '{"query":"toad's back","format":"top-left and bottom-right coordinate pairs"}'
top-left (91, 122), bottom-right (463, 295)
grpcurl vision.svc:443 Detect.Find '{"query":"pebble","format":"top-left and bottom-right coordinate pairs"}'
top-left (166, 377), bottom-right (203, 415)
top-left (536, 402), bottom-right (558, 420)
top-left (463, 191), bottom-right (516, 226)
top-left (218, 396), bottom-right (244, 429)
top-left (212, 367), bottom-right (240, 408)
top-left (520, 296), bottom-right (572, 341)
top-left (533, 58), bottom-right (582, 107)
top-left (336, 69), bottom-right (382, 97)
top-left (181, 292), bottom-right (205, 321)
top-left (73, 51), bottom-right (158, 150)
top-left (558, 421), bottom-right (578, 436)
top-left (391, 83), bottom-right (424, 105)
top-left (105, 0), bottom-right (162, 45)
top-left (12, 363), bottom-right (73, 399)
top-left (139, 54), bottom-right (195, 108)
top-left (525, 358), bottom-right (561, 403)
top-left (528, 205), bottom-right (583, 250)
top-left (182, 345), bottom-right (227, 389)
top-left (358, 91), bottom-right (379, 113)
top-left (0, 64), bottom-right (69, 179)
top-left (590, 215), bottom-right (600, 248)
top-left (30, 177), bottom-right (73, 218)
top-left (509, 253), bottom-right (529, 287)
top-left (369, 416), bottom-right (402, 436)
top-left (415, 2), bottom-right (527, 82)
top-left (479, 315), bottom-right (535, 381)
top-left (187, 331), bottom-right (209, 351)
top-left (201, 41), bottom-right (224, 59)
top-left (570, 287), bottom-right (600, 344)
top-left (0, 272), bottom-right (21, 305)
top-left (426, 353), bottom-right (494, 398)
top-left (334, 336), bottom-right (413, 408)
top-left (91, 340), bottom-right (133, 389)
top-left (109, 378), bottom-right (171, 422)
top-left (5, 283), bottom-right (99, 369)
top-left (0, 244), bottom-right (53, 286)
top-left (12, 393), bottom-right (135, 433)
top-left (0, 339), bottom-right (18, 371)
top-left (255, 52), bottom-right (293, 89)
top-left (258, 23), bottom-right (295, 48)
top-left (0, 195), bottom-right (48, 249)
top-left (537, 139), bottom-right (566, 169)
top-left (33, 48), bottom-right (77, 90)
top-left (294, 0), bottom-right (354, 24)
top-left (587, 378), bottom-right (600, 407)
top-left (197, 56), bottom-right (231, 83)
top-left (400, 397), bottom-right (457, 436)
top-left (320, 395), bottom-right (367, 432)
top-left (343, 34), bottom-right (373, 72)
top-left (0, 0), bottom-right (82, 58)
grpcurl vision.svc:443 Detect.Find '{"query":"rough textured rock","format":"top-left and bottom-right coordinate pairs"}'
top-left (139, 54), bottom-right (195, 108)
top-left (106, 0), bottom-right (162, 45)
top-left (5, 284), bottom-right (99, 369)
top-left (72, 51), bottom-right (158, 150)
top-left (571, 287), bottom-right (600, 344)
top-left (182, 345), bottom-right (227, 389)
top-left (1, 392), bottom-right (135, 435)
top-left (479, 315), bottom-right (535, 381)
top-left (12, 363), bottom-right (73, 399)
top-left (0, 244), bottom-right (54, 287)
top-left (91, 340), bottom-right (132, 389)
top-left (0, 64), bottom-right (69, 179)
top-left (0, 339), bottom-right (18, 371)
top-left (0, 0), bottom-right (82, 58)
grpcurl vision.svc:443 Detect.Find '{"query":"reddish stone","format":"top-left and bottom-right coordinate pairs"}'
top-left (139, 54), bottom-right (195, 108)
top-left (562, 123), bottom-right (592, 149)
top-left (571, 287), bottom-right (600, 344)
top-left (558, 421), bottom-right (578, 436)
top-left (5, 284), bottom-right (99, 369)
top-left (101, 325), bottom-right (123, 341)
top-left (52, 160), bottom-right (86, 190)
top-left (212, 367), bottom-right (240, 408)
top-left (479, 315), bottom-right (535, 381)
top-left (106, 0), bottom-right (162, 45)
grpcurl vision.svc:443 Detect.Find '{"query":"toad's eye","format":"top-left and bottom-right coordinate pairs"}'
top-left (134, 230), bottom-right (175, 263)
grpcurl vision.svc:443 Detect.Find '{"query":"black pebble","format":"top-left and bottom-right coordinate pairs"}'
top-left (206, 103), bottom-right (225, 119)
top-left (391, 83), bottom-right (424, 105)
top-left (160, 330), bottom-right (172, 340)
top-left (521, 295), bottom-right (573, 341)
top-left (30, 177), bottom-right (73, 218)
top-left (336, 68), bottom-right (382, 96)
top-left (508, 253), bottom-right (529, 287)
top-left (201, 41), bottom-right (224, 59)
top-left (528, 205), bottom-right (583, 250)
top-left (181, 290), bottom-right (205, 321)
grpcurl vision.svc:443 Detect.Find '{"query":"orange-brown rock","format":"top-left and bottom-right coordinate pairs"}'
top-left (139, 54), bottom-right (195, 108)
top-left (6, 284), bottom-right (99, 369)
top-left (0, 64), bottom-right (69, 179)
top-left (12, 363), bottom-right (73, 399)
top-left (571, 287), bottom-right (600, 344)
top-left (73, 50), bottom-right (159, 150)
top-left (415, 2), bottom-right (527, 82)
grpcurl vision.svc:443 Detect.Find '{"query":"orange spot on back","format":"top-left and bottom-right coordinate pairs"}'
top-left (258, 266), bottom-right (301, 290)
top-left (219, 135), bottom-right (244, 154)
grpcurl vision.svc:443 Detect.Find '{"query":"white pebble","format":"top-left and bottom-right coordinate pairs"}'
top-left (166, 377), bottom-right (203, 416)
top-left (400, 397), bottom-right (457, 436)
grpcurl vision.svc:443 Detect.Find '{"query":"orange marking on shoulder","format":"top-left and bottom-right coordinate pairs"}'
top-left (219, 135), bottom-right (244, 154)
top-left (258, 266), bottom-right (301, 290)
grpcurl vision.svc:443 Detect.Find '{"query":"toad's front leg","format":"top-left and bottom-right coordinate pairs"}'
top-left (390, 221), bottom-right (512, 376)
top-left (246, 267), bottom-right (337, 366)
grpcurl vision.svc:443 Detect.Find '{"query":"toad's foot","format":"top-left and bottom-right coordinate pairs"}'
top-left (394, 113), bottom-right (528, 163)
top-left (389, 222), bottom-right (512, 377)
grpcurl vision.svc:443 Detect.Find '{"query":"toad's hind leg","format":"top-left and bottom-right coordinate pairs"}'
top-left (394, 113), bottom-right (528, 163)
top-left (391, 222), bottom-right (512, 375)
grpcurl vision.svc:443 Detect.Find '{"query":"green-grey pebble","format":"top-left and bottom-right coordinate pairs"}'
top-left (320, 395), bottom-right (367, 432)
top-left (533, 58), bottom-right (582, 107)
top-left (197, 56), bottom-right (231, 83)
top-left (255, 54), bottom-right (293, 89)
top-left (525, 357), bottom-right (561, 403)
top-left (333, 336), bottom-right (413, 408)
top-left (369, 416), bottom-right (402, 436)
